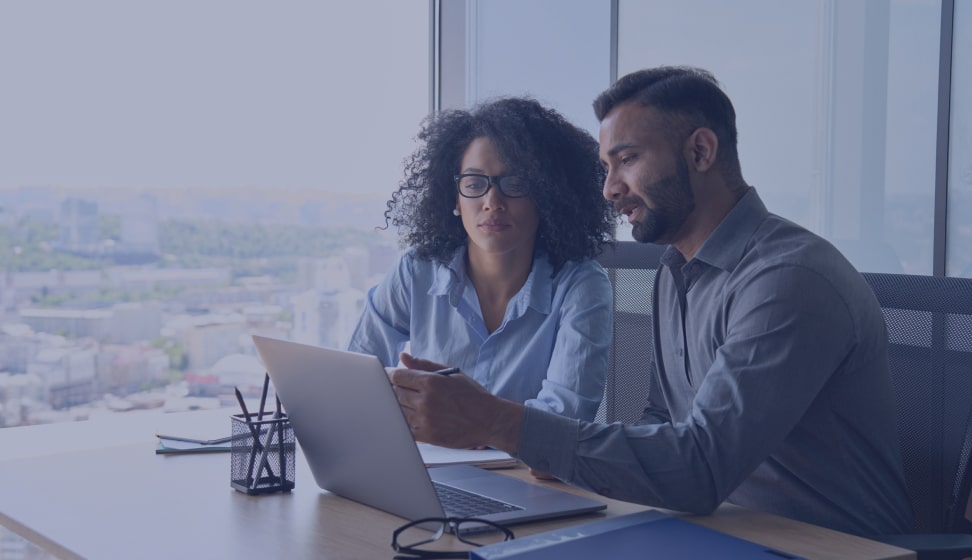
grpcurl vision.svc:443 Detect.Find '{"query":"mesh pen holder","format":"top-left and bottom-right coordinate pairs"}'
top-left (230, 412), bottom-right (296, 495)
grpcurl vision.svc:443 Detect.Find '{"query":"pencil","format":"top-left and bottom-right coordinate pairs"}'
top-left (434, 367), bottom-right (460, 376)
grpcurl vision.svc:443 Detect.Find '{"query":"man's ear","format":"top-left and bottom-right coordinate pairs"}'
top-left (685, 128), bottom-right (718, 173)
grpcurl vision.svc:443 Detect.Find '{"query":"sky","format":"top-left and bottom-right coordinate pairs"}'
top-left (0, 1), bottom-right (429, 193)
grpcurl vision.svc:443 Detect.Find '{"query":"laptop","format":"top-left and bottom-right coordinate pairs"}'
top-left (251, 335), bottom-right (606, 529)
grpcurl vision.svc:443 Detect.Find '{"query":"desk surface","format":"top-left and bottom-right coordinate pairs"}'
top-left (0, 410), bottom-right (914, 560)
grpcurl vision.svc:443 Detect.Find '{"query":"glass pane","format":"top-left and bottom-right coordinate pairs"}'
top-left (0, 526), bottom-right (59, 559)
top-left (617, 0), bottom-right (940, 273)
top-left (947, 1), bottom-right (972, 277)
top-left (463, 0), bottom-right (612, 136)
top-left (0, 1), bottom-right (427, 428)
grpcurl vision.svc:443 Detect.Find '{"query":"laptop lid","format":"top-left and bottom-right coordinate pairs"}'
top-left (251, 335), bottom-right (606, 526)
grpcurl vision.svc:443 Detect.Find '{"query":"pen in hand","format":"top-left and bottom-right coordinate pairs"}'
top-left (433, 367), bottom-right (460, 376)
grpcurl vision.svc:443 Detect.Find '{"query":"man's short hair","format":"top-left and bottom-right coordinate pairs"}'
top-left (593, 66), bottom-right (740, 169)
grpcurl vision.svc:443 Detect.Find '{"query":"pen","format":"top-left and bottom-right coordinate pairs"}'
top-left (257, 372), bottom-right (270, 421)
top-left (434, 367), bottom-right (460, 376)
top-left (253, 392), bottom-right (284, 491)
top-left (274, 394), bottom-right (284, 483)
top-left (236, 387), bottom-right (260, 484)
top-left (251, 428), bottom-right (274, 490)
top-left (156, 434), bottom-right (233, 445)
top-left (236, 386), bottom-right (276, 485)
top-left (234, 387), bottom-right (253, 422)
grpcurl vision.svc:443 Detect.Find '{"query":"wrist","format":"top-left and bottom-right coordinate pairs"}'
top-left (486, 398), bottom-right (525, 455)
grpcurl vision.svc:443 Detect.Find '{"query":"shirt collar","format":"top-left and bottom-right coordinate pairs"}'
top-left (428, 245), bottom-right (554, 315)
top-left (661, 187), bottom-right (767, 273)
top-left (694, 187), bottom-right (766, 272)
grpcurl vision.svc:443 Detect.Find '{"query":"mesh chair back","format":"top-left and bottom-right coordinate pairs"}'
top-left (595, 242), bottom-right (666, 424)
top-left (862, 272), bottom-right (972, 534)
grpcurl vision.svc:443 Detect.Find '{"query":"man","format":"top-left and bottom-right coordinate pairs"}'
top-left (390, 66), bottom-right (913, 537)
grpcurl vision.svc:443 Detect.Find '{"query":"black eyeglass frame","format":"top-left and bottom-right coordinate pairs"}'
top-left (453, 173), bottom-right (530, 199)
top-left (391, 516), bottom-right (515, 559)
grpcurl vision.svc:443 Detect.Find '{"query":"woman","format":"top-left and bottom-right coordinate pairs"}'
top-left (347, 97), bottom-right (614, 421)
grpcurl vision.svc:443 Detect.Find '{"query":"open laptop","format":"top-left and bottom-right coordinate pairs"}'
top-left (251, 335), bottom-right (606, 529)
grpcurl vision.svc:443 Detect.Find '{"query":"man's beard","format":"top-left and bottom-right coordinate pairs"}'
top-left (630, 155), bottom-right (695, 244)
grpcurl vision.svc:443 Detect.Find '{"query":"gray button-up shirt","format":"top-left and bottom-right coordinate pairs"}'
top-left (517, 188), bottom-right (912, 536)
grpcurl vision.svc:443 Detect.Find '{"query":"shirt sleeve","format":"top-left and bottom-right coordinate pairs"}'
top-left (346, 252), bottom-right (414, 367)
top-left (518, 263), bottom-right (857, 513)
top-left (523, 261), bottom-right (612, 421)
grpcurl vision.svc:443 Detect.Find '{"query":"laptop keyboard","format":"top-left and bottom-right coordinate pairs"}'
top-left (433, 482), bottom-right (523, 518)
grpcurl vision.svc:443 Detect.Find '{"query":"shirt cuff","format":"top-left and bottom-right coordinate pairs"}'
top-left (516, 405), bottom-right (580, 478)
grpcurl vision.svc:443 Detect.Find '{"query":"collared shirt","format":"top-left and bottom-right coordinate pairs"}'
top-left (347, 246), bottom-right (612, 420)
top-left (518, 188), bottom-right (913, 536)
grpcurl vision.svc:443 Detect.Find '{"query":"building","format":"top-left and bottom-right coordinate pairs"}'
top-left (0, 372), bottom-right (44, 427)
top-left (28, 343), bottom-right (97, 409)
top-left (18, 302), bottom-right (162, 344)
top-left (0, 324), bottom-right (41, 373)
top-left (59, 198), bottom-right (100, 255)
top-left (291, 288), bottom-right (365, 350)
top-left (96, 343), bottom-right (169, 395)
top-left (186, 353), bottom-right (266, 399)
top-left (118, 192), bottom-right (161, 261)
top-left (182, 315), bottom-right (247, 370)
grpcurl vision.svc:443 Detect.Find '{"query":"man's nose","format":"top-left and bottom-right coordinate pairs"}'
top-left (602, 168), bottom-right (627, 201)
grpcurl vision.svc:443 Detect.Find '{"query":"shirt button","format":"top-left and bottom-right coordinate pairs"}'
top-left (677, 348), bottom-right (684, 357)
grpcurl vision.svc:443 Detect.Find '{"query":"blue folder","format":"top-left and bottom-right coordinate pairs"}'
top-left (471, 509), bottom-right (806, 560)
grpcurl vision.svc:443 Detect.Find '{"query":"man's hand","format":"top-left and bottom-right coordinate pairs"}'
top-left (398, 352), bottom-right (447, 372)
top-left (529, 469), bottom-right (560, 481)
top-left (389, 355), bottom-right (525, 455)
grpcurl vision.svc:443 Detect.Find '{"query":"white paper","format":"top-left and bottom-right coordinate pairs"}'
top-left (418, 443), bottom-right (517, 468)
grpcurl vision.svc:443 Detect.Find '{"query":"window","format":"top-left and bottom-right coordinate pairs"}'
top-left (0, 1), bottom-right (428, 428)
top-left (947, 0), bottom-right (972, 277)
top-left (617, 0), bottom-right (941, 274)
top-left (438, 0), bottom-right (612, 133)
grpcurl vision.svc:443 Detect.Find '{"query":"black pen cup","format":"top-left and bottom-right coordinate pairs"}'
top-left (230, 413), bottom-right (296, 495)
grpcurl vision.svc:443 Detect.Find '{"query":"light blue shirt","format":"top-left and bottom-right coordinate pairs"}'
top-left (517, 189), bottom-right (912, 536)
top-left (347, 246), bottom-right (612, 420)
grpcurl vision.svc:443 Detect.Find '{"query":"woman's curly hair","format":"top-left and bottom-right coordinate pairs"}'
top-left (384, 97), bottom-right (615, 273)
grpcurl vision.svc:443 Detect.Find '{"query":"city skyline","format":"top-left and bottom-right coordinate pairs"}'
top-left (0, 184), bottom-right (402, 231)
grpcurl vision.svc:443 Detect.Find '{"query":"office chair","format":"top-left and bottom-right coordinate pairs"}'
top-left (594, 241), bottom-right (666, 424)
top-left (862, 272), bottom-right (972, 560)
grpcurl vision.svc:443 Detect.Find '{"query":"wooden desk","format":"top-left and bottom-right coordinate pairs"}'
top-left (0, 411), bottom-right (914, 560)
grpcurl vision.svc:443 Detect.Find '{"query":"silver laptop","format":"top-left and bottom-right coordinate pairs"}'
top-left (251, 334), bottom-right (606, 528)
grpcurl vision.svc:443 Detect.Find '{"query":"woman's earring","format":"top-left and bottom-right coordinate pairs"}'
top-left (453, 209), bottom-right (461, 217)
